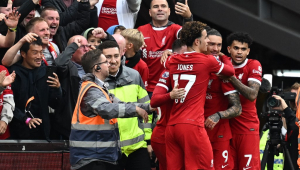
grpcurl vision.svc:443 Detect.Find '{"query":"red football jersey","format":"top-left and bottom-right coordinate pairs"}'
top-left (0, 66), bottom-right (13, 139)
top-left (137, 23), bottom-right (181, 92)
top-left (131, 59), bottom-right (149, 88)
top-left (230, 58), bottom-right (262, 134)
top-left (165, 52), bottom-right (235, 127)
top-left (150, 70), bottom-right (173, 144)
top-left (98, 0), bottom-right (118, 31)
top-left (204, 56), bottom-right (236, 142)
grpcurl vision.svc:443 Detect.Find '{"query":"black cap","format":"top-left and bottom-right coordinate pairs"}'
top-left (12, 0), bottom-right (29, 8)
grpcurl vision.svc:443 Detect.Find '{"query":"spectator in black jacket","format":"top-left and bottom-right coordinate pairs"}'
top-left (40, 1), bottom-right (97, 52)
top-left (41, 0), bottom-right (99, 27)
top-left (8, 37), bottom-right (62, 141)
top-left (272, 82), bottom-right (300, 170)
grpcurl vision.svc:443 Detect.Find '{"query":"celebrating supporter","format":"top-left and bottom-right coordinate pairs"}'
top-left (121, 29), bottom-right (149, 86)
top-left (0, 68), bottom-right (15, 140)
top-left (164, 21), bottom-right (234, 170)
top-left (2, 17), bottom-right (60, 67)
top-left (98, 41), bottom-right (153, 170)
top-left (223, 32), bottom-right (262, 170)
top-left (82, 27), bottom-right (101, 48)
top-left (107, 25), bottom-right (126, 35)
top-left (69, 49), bottom-right (150, 170)
top-left (42, 0), bottom-right (99, 27)
top-left (137, 0), bottom-right (191, 97)
top-left (203, 28), bottom-right (242, 170)
top-left (8, 37), bottom-right (62, 140)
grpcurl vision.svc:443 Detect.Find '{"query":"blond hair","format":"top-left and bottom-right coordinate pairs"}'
top-left (291, 82), bottom-right (300, 90)
top-left (121, 29), bottom-right (144, 52)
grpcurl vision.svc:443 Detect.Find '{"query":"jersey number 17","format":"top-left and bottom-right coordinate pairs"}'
top-left (173, 74), bottom-right (196, 103)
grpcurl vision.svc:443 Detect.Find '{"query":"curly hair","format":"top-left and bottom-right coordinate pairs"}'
top-left (226, 32), bottom-right (253, 47)
top-left (180, 21), bottom-right (207, 47)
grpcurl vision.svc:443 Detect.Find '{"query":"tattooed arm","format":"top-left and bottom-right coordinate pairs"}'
top-left (229, 76), bottom-right (261, 102)
top-left (204, 92), bottom-right (242, 129)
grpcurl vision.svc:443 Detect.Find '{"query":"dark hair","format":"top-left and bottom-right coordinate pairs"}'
top-left (226, 32), bottom-right (253, 47)
top-left (97, 41), bottom-right (120, 51)
top-left (20, 36), bottom-right (43, 53)
top-left (25, 17), bottom-right (46, 33)
top-left (207, 28), bottom-right (222, 38)
top-left (87, 30), bottom-right (94, 40)
top-left (150, 0), bottom-right (169, 8)
top-left (114, 25), bottom-right (126, 33)
top-left (180, 21), bottom-right (207, 47)
top-left (40, 7), bottom-right (59, 18)
top-left (172, 39), bottom-right (184, 53)
top-left (81, 49), bottom-right (103, 73)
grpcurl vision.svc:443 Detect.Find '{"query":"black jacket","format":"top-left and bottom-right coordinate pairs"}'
top-left (52, 1), bottom-right (98, 51)
top-left (8, 61), bottom-right (62, 141)
top-left (283, 107), bottom-right (298, 170)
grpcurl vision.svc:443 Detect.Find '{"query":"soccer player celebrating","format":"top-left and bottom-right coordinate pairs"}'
top-left (164, 21), bottom-right (235, 170)
top-left (225, 32), bottom-right (262, 170)
top-left (204, 28), bottom-right (242, 170)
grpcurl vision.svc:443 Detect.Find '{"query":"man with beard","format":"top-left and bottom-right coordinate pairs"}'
top-left (223, 32), bottom-right (262, 170)
top-left (203, 28), bottom-right (241, 170)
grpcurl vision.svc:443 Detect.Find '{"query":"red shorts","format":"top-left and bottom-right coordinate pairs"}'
top-left (211, 140), bottom-right (233, 170)
top-left (165, 124), bottom-right (214, 170)
top-left (152, 141), bottom-right (167, 170)
top-left (151, 126), bottom-right (167, 170)
top-left (230, 133), bottom-right (260, 170)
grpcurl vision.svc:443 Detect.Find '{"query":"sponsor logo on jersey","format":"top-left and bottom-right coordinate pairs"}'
top-left (208, 79), bottom-right (213, 89)
top-left (206, 93), bottom-right (212, 99)
top-left (101, 7), bottom-right (116, 14)
top-left (162, 71), bottom-right (169, 78)
top-left (177, 64), bottom-right (193, 71)
top-left (252, 69), bottom-right (262, 75)
top-left (238, 73), bottom-right (244, 80)
top-left (161, 36), bottom-right (166, 46)
top-left (149, 50), bottom-right (164, 58)
top-left (159, 78), bottom-right (166, 83)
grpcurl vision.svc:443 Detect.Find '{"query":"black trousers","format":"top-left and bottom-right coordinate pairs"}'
top-left (119, 148), bottom-right (151, 170)
top-left (78, 161), bottom-right (120, 170)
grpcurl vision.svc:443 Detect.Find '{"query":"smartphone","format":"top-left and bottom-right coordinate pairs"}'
top-left (177, 0), bottom-right (185, 4)
top-left (0, 0), bottom-right (8, 7)
top-left (46, 66), bottom-right (57, 79)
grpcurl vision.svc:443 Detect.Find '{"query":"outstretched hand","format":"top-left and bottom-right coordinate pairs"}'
top-left (175, 0), bottom-right (191, 19)
top-left (4, 9), bottom-right (21, 29)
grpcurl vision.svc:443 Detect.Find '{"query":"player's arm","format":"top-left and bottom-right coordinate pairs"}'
top-left (229, 77), bottom-right (260, 102)
top-left (205, 92), bottom-right (241, 129)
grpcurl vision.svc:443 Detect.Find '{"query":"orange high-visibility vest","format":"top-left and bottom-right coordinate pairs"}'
top-left (295, 88), bottom-right (300, 168)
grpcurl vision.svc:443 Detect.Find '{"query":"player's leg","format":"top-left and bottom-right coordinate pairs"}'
top-left (236, 134), bottom-right (260, 170)
top-left (230, 133), bottom-right (239, 170)
top-left (182, 124), bottom-right (214, 170)
top-left (211, 140), bottom-right (232, 170)
top-left (152, 141), bottom-right (167, 170)
top-left (165, 125), bottom-right (184, 170)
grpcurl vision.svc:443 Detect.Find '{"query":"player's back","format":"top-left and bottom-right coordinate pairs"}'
top-left (166, 52), bottom-right (226, 127)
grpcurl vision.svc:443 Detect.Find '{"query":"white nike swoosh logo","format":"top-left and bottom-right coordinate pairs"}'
top-left (243, 167), bottom-right (251, 170)
top-left (221, 164), bottom-right (228, 168)
top-left (144, 37), bottom-right (150, 39)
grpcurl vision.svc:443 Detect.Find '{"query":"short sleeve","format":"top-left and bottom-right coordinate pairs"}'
top-left (247, 60), bottom-right (262, 85)
top-left (156, 70), bottom-right (172, 92)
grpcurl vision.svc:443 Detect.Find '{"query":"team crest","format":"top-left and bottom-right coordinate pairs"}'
top-left (238, 73), bottom-right (244, 80)
top-left (161, 36), bottom-right (166, 46)
top-left (162, 71), bottom-right (169, 78)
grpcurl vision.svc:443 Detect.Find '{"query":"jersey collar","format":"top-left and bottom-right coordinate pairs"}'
top-left (233, 58), bottom-right (248, 69)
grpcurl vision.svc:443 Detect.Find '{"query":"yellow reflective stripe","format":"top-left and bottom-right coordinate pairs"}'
top-left (70, 140), bottom-right (117, 148)
top-left (120, 134), bottom-right (145, 147)
top-left (71, 123), bottom-right (116, 131)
